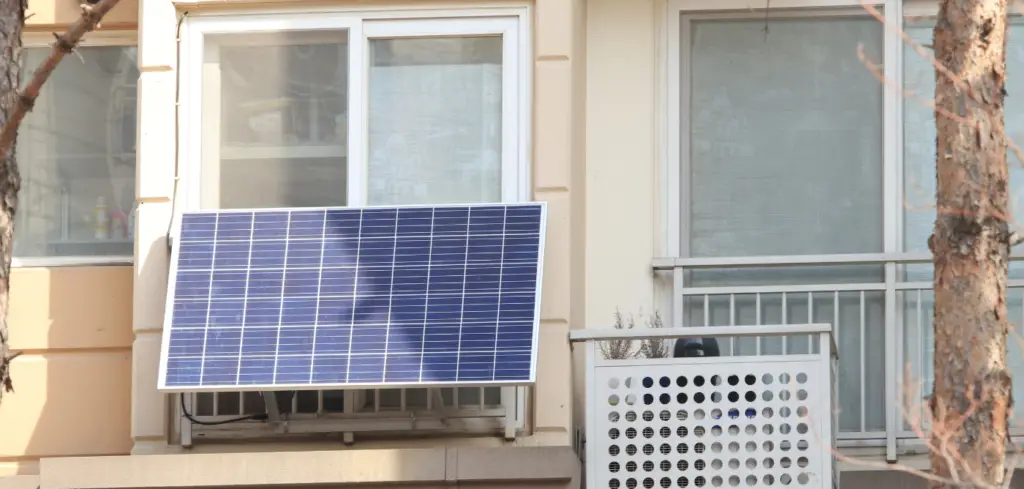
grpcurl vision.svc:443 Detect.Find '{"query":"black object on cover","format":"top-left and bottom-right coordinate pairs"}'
top-left (673, 337), bottom-right (721, 358)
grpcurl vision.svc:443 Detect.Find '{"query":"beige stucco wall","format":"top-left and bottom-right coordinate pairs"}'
top-left (0, 0), bottom-right (140, 477)
top-left (581, 0), bottom-right (659, 331)
top-left (576, 0), bottom-right (659, 435)
top-left (574, 1), bottom-right (956, 484)
top-left (40, 446), bottom-right (579, 488)
top-left (25, 0), bottom-right (137, 28)
top-left (2, 0), bottom-right (585, 483)
top-left (130, 0), bottom-right (585, 461)
top-left (0, 266), bottom-right (134, 476)
top-left (584, 0), bottom-right (658, 339)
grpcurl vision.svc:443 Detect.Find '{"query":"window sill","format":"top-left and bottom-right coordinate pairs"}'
top-left (40, 445), bottom-right (578, 489)
top-left (11, 255), bottom-right (133, 268)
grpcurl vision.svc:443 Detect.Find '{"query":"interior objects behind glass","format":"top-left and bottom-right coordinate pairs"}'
top-left (14, 45), bottom-right (138, 260)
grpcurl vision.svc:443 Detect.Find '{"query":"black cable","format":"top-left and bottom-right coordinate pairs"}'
top-left (179, 394), bottom-right (268, 426)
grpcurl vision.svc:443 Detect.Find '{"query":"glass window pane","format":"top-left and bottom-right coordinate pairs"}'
top-left (684, 16), bottom-right (886, 434)
top-left (902, 21), bottom-right (939, 258)
top-left (368, 36), bottom-right (503, 205)
top-left (904, 18), bottom-right (1024, 269)
top-left (902, 18), bottom-right (1024, 426)
top-left (201, 31), bottom-right (349, 209)
top-left (15, 46), bottom-right (138, 259)
top-left (688, 17), bottom-right (884, 259)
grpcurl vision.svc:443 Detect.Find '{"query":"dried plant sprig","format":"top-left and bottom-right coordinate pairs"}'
top-left (600, 309), bottom-right (637, 360)
top-left (638, 311), bottom-right (670, 359)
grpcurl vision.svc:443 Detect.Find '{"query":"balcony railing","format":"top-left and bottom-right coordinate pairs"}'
top-left (653, 252), bottom-right (1024, 461)
top-left (571, 325), bottom-right (839, 489)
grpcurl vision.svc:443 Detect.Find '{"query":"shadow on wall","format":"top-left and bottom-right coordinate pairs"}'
top-left (842, 470), bottom-right (1024, 489)
top-left (0, 261), bottom-right (134, 474)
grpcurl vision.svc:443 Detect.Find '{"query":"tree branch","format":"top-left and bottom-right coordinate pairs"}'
top-left (1010, 232), bottom-right (1024, 246)
top-left (0, 0), bottom-right (123, 160)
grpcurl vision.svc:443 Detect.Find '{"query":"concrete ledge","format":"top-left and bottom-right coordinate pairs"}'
top-left (453, 446), bottom-right (579, 482)
top-left (39, 446), bottom-right (578, 489)
top-left (0, 475), bottom-right (40, 489)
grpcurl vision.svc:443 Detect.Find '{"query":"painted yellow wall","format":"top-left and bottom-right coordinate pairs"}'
top-left (131, 0), bottom-right (585, 455)
top-left (0, 0), bottom-right (140, 477)
top-left (576, 0), bottom-right (660, 433)
top-left (25, 0), bottom-right (137, 28)
top-left (584, 0), bottom-right (659, 335)
top-left (0, 266), bottom-right (134, 476)
top-left (1, 0), bottom-right (585, 484)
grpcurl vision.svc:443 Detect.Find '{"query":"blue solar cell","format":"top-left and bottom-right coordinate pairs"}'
top-left (159, 203), bottom-right (546, 391)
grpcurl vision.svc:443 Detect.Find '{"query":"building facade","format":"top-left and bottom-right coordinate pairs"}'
top-left (0, 0), bottom-right (1023, 488)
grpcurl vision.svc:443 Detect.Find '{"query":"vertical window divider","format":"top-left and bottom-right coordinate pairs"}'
top-left (672, 14), bottom-right (691, 330)
top-left (174, 9), bottom-right (531, 438)
top-left (883, 0), bottom-right (905, 463)
top-left (348, 20), bottom-right (368, 207)
top-left (12, 40), bottom-right (139, 265)
top-left (500, 22), bottom-right (521, 203)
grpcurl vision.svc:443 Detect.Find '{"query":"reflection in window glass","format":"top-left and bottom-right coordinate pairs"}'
top-left (684, 17), bottom-right (886, 433)
top-left (368, 36), bottom-right (503, 205)
top-left (15, 46), bottom-right (138, 259)
top-left (688, 17), bottom-right (884, 261)
top-left (904, 18), bottom-right (1024, 261)
top-left (902, 18), bottom-right (1024, 425)
top-left (202, 31), bottom-right (349, 209)
top-left (366, 36), bottom-right (506, 410)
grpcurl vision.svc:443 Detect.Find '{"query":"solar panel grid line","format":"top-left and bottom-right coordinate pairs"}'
top-left (270, 211), bottom-right (294, 385)
top-left (196, 212), bottom-right (221, 386)
top-left (306, 211), bottom-right (330, 384)
top-left (158, 202), bottom-right (546, 392)
top-left (232, 212), bottom-right (258, 385)
top-left (416, 207), bottom-right (437, 383)
top-left (490, 205), bottom-right (509, 377)
top-left (452, 207), bottom-right (475, 382)
top-left (171, 284), bottom-right (543, 301)
top-left (342, 210), bottom-right (364, 384)
top-left (379, 208), bottom-right (401, 383)
top-left (176, 232), bottom-right (537, 247)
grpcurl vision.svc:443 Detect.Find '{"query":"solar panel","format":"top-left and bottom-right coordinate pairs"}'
top-left (157, 202), bottom-right (546, 391)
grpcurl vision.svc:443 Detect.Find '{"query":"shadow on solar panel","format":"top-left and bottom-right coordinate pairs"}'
top-left (158, 202), bottom-right (547, 393)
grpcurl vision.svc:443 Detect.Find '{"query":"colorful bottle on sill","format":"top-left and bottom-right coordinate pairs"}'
top-left (93, 196), bottom-right (109, 240)
top-left (110, 212), bottom-right (128, 239)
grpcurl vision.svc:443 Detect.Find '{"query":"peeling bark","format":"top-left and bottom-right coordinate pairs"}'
top-left (0, 0), bottom-right (23, 405)
top-left (931, 0), bottom-right (1012, 486)
top-left (0, 0), bottom-right (122, 405)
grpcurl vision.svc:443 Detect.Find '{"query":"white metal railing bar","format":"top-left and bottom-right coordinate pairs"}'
top-left (680, 283), bottom-right (887, 296)
top-left (652, 252), bottom-right (932, 270)
top-left (677, 281), bottom-right (1024, 296)
top-left (569, 323), bottom-right (838, 358)
top-left (884, 259), bottom-right (899, 461)
top-left (652, 251), bottom-right (1024, 270)
top-left (655, 252), bottom-right (1024, 463)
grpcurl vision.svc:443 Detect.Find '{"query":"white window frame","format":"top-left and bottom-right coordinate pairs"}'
top-left (178, 8), bottom-right (530, 213)
top-left (662, 0), bottom-right (901, 263)
top-left (13, 30), bottom-right (139, 268)
top-left (659, 0), bottom-right (903, 458)
top-left (174, 6), bottom-right (532, 437)
top-left (660, 0), bottom-right (1024, 461)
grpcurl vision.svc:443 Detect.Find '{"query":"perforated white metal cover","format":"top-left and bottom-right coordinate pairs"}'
top-left (589, 356), bottom-right (834, 489)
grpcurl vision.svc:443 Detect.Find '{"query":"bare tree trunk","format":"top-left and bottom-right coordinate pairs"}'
top-left (0, 0), bottom-right (122, 404)
top-left (0, 0), bottom-right (23, 404)
top-left (930, 0), bottom-right (1013, 486)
